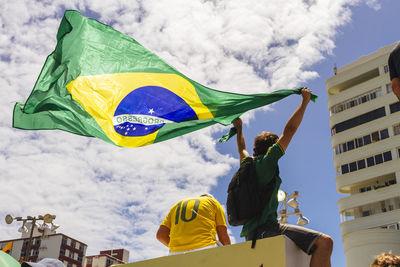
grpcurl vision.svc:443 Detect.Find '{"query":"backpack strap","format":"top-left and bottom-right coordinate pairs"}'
top-left (251, 232), bottom-right (257, 249)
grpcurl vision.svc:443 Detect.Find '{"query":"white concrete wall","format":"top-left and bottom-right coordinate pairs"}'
top-left (343, 228), bottom-right (400, 267)
top-left (38, 235), bottom-right (62, 261)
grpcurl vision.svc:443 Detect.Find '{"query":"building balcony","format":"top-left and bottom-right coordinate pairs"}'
top-left (340, 209), bottom-right (400, 236)
top-left (327, 76), bottom-right (388, 120)
top-left (332, 134), bottom-right (398, 167)
top-left (327, 67), bottom-right (379, 96)
top-left (335, 158), bottom-right (399, 193)
top-left (325, 44), bottom-right (394, 96)
top-left (338, 183), bottom-right (400, 214)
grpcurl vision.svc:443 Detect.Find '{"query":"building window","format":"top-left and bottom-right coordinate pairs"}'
top-left (87, 258), bottom-right (92, 264)
top-left (339, 151), bottom-right (391, 175)
top-left (69, 251), bottom-right (74, 259)
top-left (390, 102), bottom-right (400, 114)
top-left (331, 107), bottom-right (386, 135)
top-left (394, 124), bottom-right (400, 135)
top-left (384, 64), bottom-right (390, 73)
top-left (79, 245), bottom-right (84, 251)
top-left (357, 159), bottom-right (366, 170)
top-left (70, 241), bottom-right (76, 249)
top-left (78, 255), bottom-right (83, 262)
top-left (62, 237), bottom-right (68, 245)
top-left (349, 162), bottom-right (357, 172)
top-left (356, 137), bottom-right (364, 147)
top-left (363, 135), bottom-right (372, 145)
top-left (387, 83), bottom-right (393, 93)
top-left (362, 210), bottom-right (371, 217)
top-left (341, 164), bottom-right (349, 174)
top-left (380, 129), bottom-right (389, 139)
top-left (347, 140), bottom-right (355, 150)
top-left (342, 142), bottom-right (348, 152)
top-left (67, 263), bottom-right (72, 267)
top-left (375, 154), bottom-right (383, 165)
top-left (387, 224), bottom-right (399, 230)
top-left (371, 131), bottom-right (380, 142)
top-left (383, 151), bottom-right (392, 162)
top-left (106, 258), bottom-right (114, 266)
top-left (367, 156), bottom-right (375, 167)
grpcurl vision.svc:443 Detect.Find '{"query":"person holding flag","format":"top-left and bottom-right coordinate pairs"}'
top-left (232, 88), bottom-right (333, 267)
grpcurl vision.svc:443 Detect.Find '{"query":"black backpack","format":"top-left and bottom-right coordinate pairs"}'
top-left (226, 157), bottom-right (278, 227)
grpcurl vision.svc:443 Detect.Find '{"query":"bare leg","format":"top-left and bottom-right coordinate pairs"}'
top-left (310, 234), bottom-right (333, 267)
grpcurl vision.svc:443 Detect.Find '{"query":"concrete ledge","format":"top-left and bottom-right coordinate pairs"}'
top-left (121, 235), bottom-right (310, 267)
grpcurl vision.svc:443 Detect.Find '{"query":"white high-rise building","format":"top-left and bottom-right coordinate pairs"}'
top-left (326, 43), bottom-right (400, 267)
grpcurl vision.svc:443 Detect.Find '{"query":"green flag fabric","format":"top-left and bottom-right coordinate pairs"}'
top-left (13, 10), bottom-right (317, 148)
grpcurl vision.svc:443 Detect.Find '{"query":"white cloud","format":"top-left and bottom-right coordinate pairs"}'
top-left (366, 0), bottom-right (381, 10)
top-left (0, 0), bottom-right (375, 262)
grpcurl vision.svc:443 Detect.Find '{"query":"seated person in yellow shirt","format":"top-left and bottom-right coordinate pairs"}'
top-left (156, 194), bottom-right (231, 254)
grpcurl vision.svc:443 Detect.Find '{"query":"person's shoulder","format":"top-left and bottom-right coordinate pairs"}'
top-left (390, 43), bottom-right (400, 57)
top-left (263, 142), bottom-right (285, 156)
top-left (272, 142), bottom-right (285, 155)
top-left (240, 156), bottom-right (253, 165)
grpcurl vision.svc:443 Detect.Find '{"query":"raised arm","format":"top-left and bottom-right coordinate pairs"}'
top-left (277, 88), bottom-right (311, 151)
top-left (389, 47), bottom-right (400, 101)
top-left (233, 118), bottom-right (250, 160)
top-left (391, 77), bottom-right (400, 100)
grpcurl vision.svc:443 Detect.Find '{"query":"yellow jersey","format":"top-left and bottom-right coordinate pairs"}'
top-left (161, 196), bottom-right (227, 252)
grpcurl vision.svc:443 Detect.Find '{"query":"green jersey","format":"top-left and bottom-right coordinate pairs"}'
top-left (240, 142), bottom-right (284, 237)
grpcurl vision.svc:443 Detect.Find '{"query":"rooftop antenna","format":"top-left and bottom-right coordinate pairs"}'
top-left (334, 63), bottom-right (337, 75)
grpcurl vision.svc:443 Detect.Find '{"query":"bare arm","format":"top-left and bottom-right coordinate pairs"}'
top-left (232, 118), bottom-right (250, 160)
top-left (216, 225), bottom-right (231, 245)
top-left (277, 88), bottom-right (311, 151)
top-left (156, 225), bottom-right (170, 247)
top-left (392, 77), bottom-right (400, 100)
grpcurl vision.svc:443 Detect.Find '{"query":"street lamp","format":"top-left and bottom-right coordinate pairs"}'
top-left (277, 190), bottom-right (309, 226)
top-left (4, 214), bottom-right (57, 262)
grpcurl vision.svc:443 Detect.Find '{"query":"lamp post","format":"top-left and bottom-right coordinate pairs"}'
top-left (4, 214), bottom-right (58, 262)
top-left (277, 190), bottom-right (310, 226)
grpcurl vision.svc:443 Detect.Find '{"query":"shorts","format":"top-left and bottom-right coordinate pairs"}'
top-left (245, 220), bottom-right (322, 255)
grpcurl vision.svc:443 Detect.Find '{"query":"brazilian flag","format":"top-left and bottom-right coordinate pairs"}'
top-left (13, 10), bottom-right (316, 148)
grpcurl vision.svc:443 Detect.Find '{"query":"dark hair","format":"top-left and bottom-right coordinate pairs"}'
top-left (253, 132), bottom-right (279, 157)
top-left (371, 253), bottom-right (400, 267)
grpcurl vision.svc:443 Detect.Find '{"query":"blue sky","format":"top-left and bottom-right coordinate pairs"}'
top-left (0, 1), bottom-right (398, 266)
